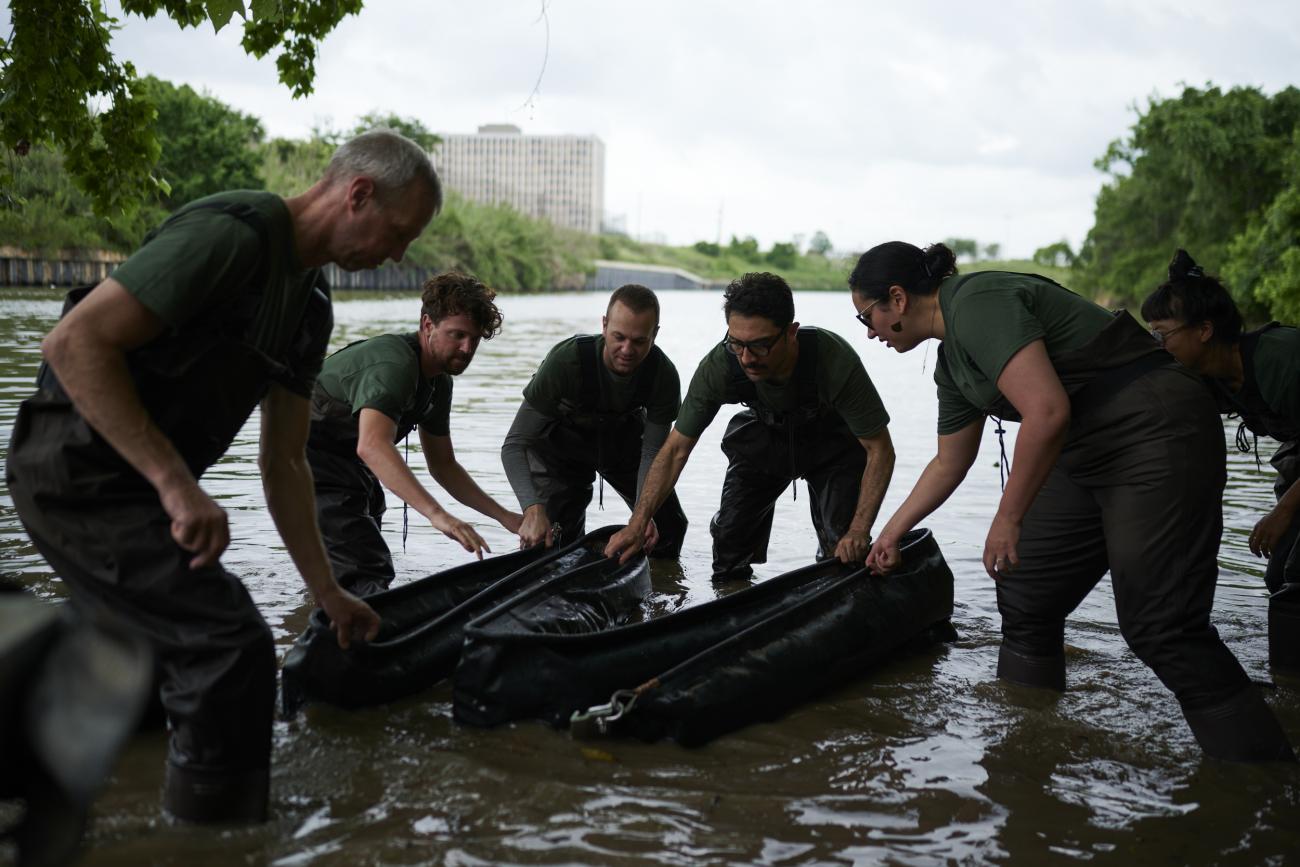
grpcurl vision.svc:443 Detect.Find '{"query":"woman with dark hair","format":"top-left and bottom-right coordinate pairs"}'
top-left (1142, 250), bottom-right (1300, 672)
top-left (846, 241), bottom-right (1292, 762)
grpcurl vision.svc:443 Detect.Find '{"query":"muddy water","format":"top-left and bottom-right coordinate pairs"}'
top-left (1, 287), bottom-right (1297, 865)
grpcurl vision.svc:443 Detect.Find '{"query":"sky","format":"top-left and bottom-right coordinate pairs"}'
top-left (30, 1), bottom-right (1300, 256)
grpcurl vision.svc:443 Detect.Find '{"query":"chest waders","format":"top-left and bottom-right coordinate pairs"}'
top-left (1212, 325), bottom-right (1300, 671)
top-left (710, 328), bottom-right (867, 583)
top-left (973, 310), bottom-right (1293, 762)
top-left (306, 334), bottom-right (437, 597)
top-left (5, 200), bottom-right (335, 821)
top-left (530, 336), bottom-right (688, 554)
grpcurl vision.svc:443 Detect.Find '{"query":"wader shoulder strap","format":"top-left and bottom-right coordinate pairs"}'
top-left (576, 334), bottom-right (601, 411)
top-left (39, 201), bottom-right (272, 391)
top-left (632, 346), bottom-right (664, 409)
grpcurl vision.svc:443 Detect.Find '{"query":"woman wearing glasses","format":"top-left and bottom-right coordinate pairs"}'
top-left (1142, 249), bottom-right (1300, 673)
top-left (847, 240), bottom-right (1292, 762)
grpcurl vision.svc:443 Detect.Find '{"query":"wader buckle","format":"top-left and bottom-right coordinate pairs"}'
top-left (569, 689), bottom-right (638, 739)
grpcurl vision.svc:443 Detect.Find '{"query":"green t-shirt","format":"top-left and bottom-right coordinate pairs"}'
top-left (313, 333), bottom-right (452, 439)
top-left (934, 271), bottom-right (1114, 435)
top-left (1253, 326), bottom-right (1300, 426)
top-left (676, 327), bottom-right (889, 439)
top-left (111, 190), bottom-right (326, 397)
top-left (522, 335), bottom-right (680, 425)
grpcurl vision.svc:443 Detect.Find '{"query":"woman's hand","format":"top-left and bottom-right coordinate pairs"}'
top-left (866, 533), bottom-right (902, 574)
top-left (1250, 505), bottom-right (1295, 559)
top-left (983, 512), bottom-right (1021, 579)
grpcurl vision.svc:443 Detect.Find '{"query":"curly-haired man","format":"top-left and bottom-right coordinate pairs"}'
top-left (307, 271), bottom-right (522, 596)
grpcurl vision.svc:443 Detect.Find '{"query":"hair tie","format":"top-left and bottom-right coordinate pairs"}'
top-left (1169, 249), bottom-right (1204, 281)
top-left (921, 258), bottom-right (933, 278)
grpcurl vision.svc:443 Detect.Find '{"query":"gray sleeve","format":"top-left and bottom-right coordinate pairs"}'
top-left (636, 419), bottom-right (671, 499)
top-left (501, 400), bottom-right (552, 510)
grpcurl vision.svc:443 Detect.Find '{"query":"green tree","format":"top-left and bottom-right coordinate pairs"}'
top-left (982, 242), bottom-right (1001, 260)
top-left (766, 241), bottom-right (798, 270)
top-left (1033, 240), bottom-right (1075, 268)
top-left (693, 240), bottom-right (721, 257)
top-left (0, 146), bottom-right (163, 253)
top-left (353, 112), bottom-right (440, 152)
top-left (1, 0), bottom-right (361, 216)
top-left (728, 235), bottom-right (761, 263)
top-left (140, 75), bottom-right (265, 208)
top-left (943, 237), bottom-right (979, 261)
top-left (1076, 83), bottom-right (1300, 307)
top-left (1224, 133), bottom-right (1300, 322)
top-left (808, 230), bottom-right (832, 256)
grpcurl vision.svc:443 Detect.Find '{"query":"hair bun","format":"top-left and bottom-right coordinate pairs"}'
top-left (1169, 249), bottom-right (1205, 281)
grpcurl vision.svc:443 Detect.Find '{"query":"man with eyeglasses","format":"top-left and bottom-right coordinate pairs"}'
top-left (604, 272), bottom-right (895, 580)
top-left (502, 284), bottom-right (688, 554)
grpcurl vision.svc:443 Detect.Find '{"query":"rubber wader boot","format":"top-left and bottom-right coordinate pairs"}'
top-left (163, 764), bottom-right (270, 824)
top-left (996, 644), bottom-right (1067, 691)
top-left (1182, 687), bottom-right (1297, 763)
top-left (1268, 584), bottom-right (1300, 674)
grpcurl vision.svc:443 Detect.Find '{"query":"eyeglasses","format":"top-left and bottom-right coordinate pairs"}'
top-left (1150, 323), bottom-right (1190, 346)
top-left (855, 299), bottom-right (882, 328)
top-left (723, 330), bottom-right (787, 358)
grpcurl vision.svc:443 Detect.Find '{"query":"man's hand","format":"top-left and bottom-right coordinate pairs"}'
top-left (866, 534), bottom-right (901, 574)
top-left (431, 511), bottom-right (490, 559)
top-left (833, 527), bottom-right (871, 565)
top-left (500, 510), bottom-right (524, 535)
top-left (603, 522), bottom-right (645, 564)
top-left (1251, 505), bottom-right (1295, 558)
top-left (642, 518), bottom-right (660, 554)
top-left (159, 480), bottom-right (230, 569)
top-left (518, 503), bottom-right (552, 549)
top-left (318, 587), bottom-right (381, 650)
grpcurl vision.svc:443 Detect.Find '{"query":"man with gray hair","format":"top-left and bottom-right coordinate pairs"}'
top-left (5, 129), bottom-right (438, 824)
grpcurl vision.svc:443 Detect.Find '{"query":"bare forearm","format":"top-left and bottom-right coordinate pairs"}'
top-left (849, 442), bottom-right (895, 536)
top-left (44, 336), bottom-right (195, 495)
top-left (262, 454), bottom-right (339, 603)
top-left (433, 462), bottom-right (515, 524)
top-left (629, 440), bottom-right (689, 529)
top-left (1276, 477), bottom-right (1300, 515)
top-left (880, 455), bottom-right (969, 539)
top-left (360, 440), bottom-right (445, 520)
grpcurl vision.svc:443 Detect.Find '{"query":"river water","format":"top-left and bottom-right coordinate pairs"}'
top-left (1, 287), bottom-right (1297, 866)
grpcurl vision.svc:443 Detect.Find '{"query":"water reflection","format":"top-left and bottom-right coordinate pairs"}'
top-left (1, 287), bottom-right (1297, 865)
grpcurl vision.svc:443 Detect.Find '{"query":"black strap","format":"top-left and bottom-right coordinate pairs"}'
top-left (576, 334), bottom-right (601, 411)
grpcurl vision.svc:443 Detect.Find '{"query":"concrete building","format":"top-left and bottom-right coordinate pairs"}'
top-left (586, 260), bottom-right (724, 292)
top-left (434, 124), bottom-right (605, 234)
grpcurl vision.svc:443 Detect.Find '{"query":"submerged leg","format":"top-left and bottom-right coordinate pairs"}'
top-left (12, 495), bottom-right (277, 821)
top-left (710, 414), bottom-right (791, 582)
top-left (308, 448), bottom-right (394, 597)
top-left (803, 433), bottom-right (867, 561)
top-left (995, 463), bottom-right (1108, 691)
top-left (1098, 370), bottom-right (1293, 761)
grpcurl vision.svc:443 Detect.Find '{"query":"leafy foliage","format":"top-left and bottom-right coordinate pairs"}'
top-left (139, 75), bottom-right (265, 208)
top-left (0, 146), bottom-right (163, 253)
top-left (1076, 83), bottom-right (1300, 312)
top-left (1033, 240), bottom-right (1075, 268)
top-left (808, 230), bottom-right (832, 256)
top-left (1223, 132), bottom-right (1300, 322)
top-left (1, 0), bottom-right (361, 216)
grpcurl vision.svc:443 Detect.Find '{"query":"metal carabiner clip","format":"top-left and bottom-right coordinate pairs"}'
top-left (569, 689), bottom-right (638, 739)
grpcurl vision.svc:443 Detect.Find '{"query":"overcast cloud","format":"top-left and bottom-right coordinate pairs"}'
top-left (37, 1), bottom-right (1300, 255)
